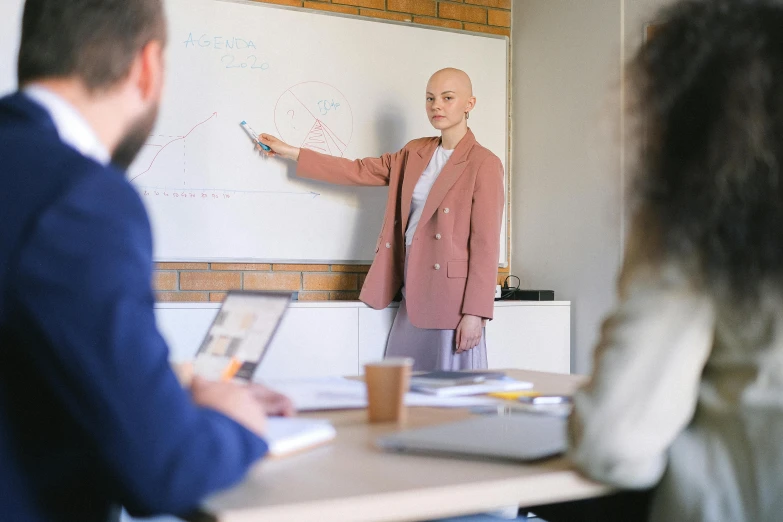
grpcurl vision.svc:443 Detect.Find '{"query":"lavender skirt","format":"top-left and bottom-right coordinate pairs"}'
top-left (384, 251), bottom-right (488, 371)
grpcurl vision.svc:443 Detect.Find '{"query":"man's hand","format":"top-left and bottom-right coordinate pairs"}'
top-left (248, 384), bottom-right (296, 417)
top-left (175, 361), bottom-right (294, 422)
top-left (190, 377), bottom-right (267, 438)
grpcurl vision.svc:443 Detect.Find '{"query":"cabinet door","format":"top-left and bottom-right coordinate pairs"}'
top-left (155, 306), bottom-right (220, 363)
top-left (358, 306), bottom-right (398, 372)
top-left (486, 305), bottom-right (571, 373)
top-left (258, 307), bottom-right (360, 379)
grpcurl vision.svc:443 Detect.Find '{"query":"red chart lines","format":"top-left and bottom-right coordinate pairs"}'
top-left (302, 119), bottom-right (348, 156)
top-left (288, 91), bottom-right (348, 156)
top-left (130, 112), bottom-right (218, 182)
top-left (274, 82), bottom-right (353, 158)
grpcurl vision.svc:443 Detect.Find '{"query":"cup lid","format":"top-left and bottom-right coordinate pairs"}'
top-left (365, 357), bottom-right (414, 367)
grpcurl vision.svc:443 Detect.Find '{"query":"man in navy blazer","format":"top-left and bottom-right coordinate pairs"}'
top-left (0, 1), bottom-right (290, 521)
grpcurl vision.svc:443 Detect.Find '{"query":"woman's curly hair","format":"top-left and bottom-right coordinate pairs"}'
top-left (630, 0), bottom-right (783, 300)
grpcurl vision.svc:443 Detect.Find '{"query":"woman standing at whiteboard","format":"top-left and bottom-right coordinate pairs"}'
top-left (259, 68), bottom-right (504, 371)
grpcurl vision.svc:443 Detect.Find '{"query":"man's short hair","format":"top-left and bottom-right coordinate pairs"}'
top-left (17, 0), bottom-right (166, 91)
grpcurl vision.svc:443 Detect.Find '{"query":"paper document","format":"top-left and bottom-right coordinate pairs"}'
top-left (264, 377), bottom-right (500, 411)
top-left (265, 417), bottom-right (336, 457)
top-left (264, 377), bottom-right (368, 410)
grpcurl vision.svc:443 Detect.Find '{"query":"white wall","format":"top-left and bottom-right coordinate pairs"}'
top-left (0, 0), bottom-right (22, 95)
top-left (511, 0), bottom-right (673, 374)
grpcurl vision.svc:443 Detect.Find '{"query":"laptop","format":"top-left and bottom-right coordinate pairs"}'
top-left (192, 290), bottom-right (291, 382)
top-left (376, 414), bottom-right (567, 462)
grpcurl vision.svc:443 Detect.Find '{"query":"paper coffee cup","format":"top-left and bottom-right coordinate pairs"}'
top-left (364, 358), bottom-right (414, 423)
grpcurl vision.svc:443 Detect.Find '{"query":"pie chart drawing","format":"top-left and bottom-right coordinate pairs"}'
top-left (274, 82), bottom-right (353, 157)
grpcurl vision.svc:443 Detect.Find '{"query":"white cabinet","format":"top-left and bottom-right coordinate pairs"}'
top-left (358, 306), bottom-right (398, 371)
top-left (486, 303), bottom-right (571, 373)
top-left (260, 307), bottom-right (359, 379)
top-left (156, 306), bottom-right (219, 363)
top-left (154, 301), bottom-right (571, 377)
top-left (156, 303), bottom-right (360, 379)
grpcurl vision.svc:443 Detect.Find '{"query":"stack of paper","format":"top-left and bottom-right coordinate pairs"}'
top-left (409, 371), bottom-right (507, 387)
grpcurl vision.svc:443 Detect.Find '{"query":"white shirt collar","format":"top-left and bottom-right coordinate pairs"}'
top-left (23, 85), bottom-right (111, 166)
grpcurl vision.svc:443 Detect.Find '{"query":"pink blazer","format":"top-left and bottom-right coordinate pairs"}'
top-left (296, 129), bottom-right (504, 330)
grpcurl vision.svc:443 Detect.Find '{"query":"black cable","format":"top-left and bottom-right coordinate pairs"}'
top-left (499, 275), bottom-right (520, 300)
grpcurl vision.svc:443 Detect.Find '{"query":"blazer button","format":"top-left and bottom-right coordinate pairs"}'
top-left (434, 263), bottom-right (441, 270)
top-left (435, 233), bottom-right (442, 240)
top-left (443, 208), bottom-right (450, 214)
top-left (385, 242), bottom-right (391, 248)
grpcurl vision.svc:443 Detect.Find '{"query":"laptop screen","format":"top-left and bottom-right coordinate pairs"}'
top-left (192, 291), bottom-right (291, 382)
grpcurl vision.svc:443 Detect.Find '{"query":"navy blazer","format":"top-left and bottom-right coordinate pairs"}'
top-left (0, 93), bottom-right (267, 522)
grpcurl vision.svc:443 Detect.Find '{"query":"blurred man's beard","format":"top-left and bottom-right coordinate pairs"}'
top-left (112, 104), bottom-right (159, 170)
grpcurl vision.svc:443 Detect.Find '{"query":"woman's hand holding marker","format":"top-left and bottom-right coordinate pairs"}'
top-left (258, 133), bottom-right (301, 161)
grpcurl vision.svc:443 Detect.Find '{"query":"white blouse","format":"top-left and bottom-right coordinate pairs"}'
top-left (405, 145), bottom-right (454, 246)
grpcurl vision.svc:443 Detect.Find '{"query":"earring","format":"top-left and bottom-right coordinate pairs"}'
top-left (465, 111), bottom-right (470, 120)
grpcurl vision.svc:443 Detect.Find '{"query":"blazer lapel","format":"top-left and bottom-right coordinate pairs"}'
top-left (416, 129), bottom-right (477, 233)
top-left (401, 138), bottom-right (439, 235)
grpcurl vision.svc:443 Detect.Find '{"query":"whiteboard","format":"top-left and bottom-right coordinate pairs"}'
top-left (1, 0), bottom-right (509, 264)
top-left (0, 1), bottom-right (22, 96)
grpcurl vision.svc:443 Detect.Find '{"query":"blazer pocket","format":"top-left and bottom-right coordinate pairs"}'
top-left (447, 260), bottom-right (468, 278)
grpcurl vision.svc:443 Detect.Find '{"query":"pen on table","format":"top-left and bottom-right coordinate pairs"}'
top-left (240, 120), bottom-right (271, 151)
top-left (487, 390), bottom-right (541, 400)
top-left (519, 395), bottom-right (572, 405)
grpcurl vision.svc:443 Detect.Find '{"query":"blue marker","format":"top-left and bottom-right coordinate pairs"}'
top-left (240, 120), bottom-right (271, 151)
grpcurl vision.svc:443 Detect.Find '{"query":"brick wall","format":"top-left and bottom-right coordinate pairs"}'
top-left (256, 0), bottom-right (511, 36)
top-left (153, 0), bottom-right (512, 303)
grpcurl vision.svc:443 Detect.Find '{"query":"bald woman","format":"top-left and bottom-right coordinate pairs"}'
top-left (259, 68), bottom-right (504, 371)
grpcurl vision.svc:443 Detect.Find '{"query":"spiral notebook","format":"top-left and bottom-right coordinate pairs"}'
top-left (266, 417), bottom-right (336, 457)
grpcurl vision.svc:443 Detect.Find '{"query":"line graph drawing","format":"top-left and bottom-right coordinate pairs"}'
top-left (128, 109), bottom-right (321, 199)
top-left (274, 82), bottom-right (353, 157)
top-left (129, 112), bottom-right (218, 182)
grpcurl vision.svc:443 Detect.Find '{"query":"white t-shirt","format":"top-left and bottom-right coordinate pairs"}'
top-left (405, 145), bottom-right (454, 246)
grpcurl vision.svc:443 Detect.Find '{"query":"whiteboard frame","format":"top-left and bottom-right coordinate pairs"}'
top-left (168, 0), bottom-right (512, 267)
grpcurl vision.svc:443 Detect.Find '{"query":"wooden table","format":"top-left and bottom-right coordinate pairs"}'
top-left (202, 370), bottom-right (613, 522)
